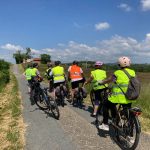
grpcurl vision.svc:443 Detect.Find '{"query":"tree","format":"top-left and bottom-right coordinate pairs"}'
top-left (40, 54), bottom-right (51, 64)
top-left (25, 48), bottom-right (32, 59)
top-left (13, 50), bottom-right (24, 64)
top-left (13, 47), bottom-right (33, 64)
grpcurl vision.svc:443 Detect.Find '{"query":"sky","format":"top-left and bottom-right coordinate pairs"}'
top-left (0, 0), bottom-right (150, 64)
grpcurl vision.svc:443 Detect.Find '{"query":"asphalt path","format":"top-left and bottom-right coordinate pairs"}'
top-left (13, 64), bottom-right (150, 150)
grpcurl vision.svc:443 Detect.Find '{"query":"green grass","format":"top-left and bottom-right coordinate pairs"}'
top-left (7, 129), bottom-right (19, 143)
top-left (10, 75), bottom-right (21, 118)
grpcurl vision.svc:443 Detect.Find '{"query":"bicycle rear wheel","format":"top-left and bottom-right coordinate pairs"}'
top-left (115, 114), bottom-right (141, 150)
top-left (60, 89), bottom-right (65, 107)
top-left (49, 96), bottom-right (60, 120)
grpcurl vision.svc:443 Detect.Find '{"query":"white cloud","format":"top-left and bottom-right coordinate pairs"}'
top-left (30, 48), bottom-right (40, 54)
top-left (1, 43), bottom-right (23, 51)
top-left (141, 0), bottom-right (150, 11)
top-left (118, 3), bottom-right (132, 12)
top-left (95, 22), bottom-right (110, 31)
top-left (1, 34), bottom-right (150, 63)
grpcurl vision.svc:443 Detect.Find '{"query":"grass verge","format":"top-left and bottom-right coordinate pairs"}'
top-left (0, 70), bottom-right (25, 150)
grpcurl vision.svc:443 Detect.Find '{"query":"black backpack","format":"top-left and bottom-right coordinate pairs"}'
top-left (116, 69), bottom-right (141, 100)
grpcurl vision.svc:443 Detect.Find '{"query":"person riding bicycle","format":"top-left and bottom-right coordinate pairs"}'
top-left (23, 63), bottom-right (32, 94)
top-left (45, 62), bottom-right (53, 92)
top-left (84, 61), bottom-right (108, 117)
top-left (31, 62), bottom-right (43, 86)
top-left (68, 60), bottom-right (85, 104)
top-left (50, 61), bottom-right (67, 98)
top-left (98, 56), bottom-right (136, 131)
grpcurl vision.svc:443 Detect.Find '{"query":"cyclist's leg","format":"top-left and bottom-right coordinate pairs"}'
top-left (52, 83), bottom-right (59, 99)
top-left (91, 89), bottom-right (100, 116)
top-left (103, 100), bottom-right (116, 124)
top-left (71, 81), bottom-right (78, 103)
top-left (27, 80), bottom-right (32, 94)
top-left (49, 79), bottom-right (53, 92)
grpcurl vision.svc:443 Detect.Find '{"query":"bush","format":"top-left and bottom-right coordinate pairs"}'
top-left (0, 59), bottom-right (10, 92)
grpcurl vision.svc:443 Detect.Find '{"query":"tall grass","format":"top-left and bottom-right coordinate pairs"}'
top-left (134, 83), bottom-right (150, 118)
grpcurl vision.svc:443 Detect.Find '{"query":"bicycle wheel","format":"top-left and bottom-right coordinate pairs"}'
top-left (49, 96), bottom-right (60, 120)
top-left (34, 90), bottom-right (48, 110)
top-left (60, 89), bottom-right (65, 107)
top-left (90, 90), bottom-right (95, 108)
top-left (115, 114), bottom-right (141, 150)
top-left (78, 88), bottom-right (83, 108)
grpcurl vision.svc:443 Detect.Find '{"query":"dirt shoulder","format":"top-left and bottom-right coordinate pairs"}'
top-left (0, 70), bottom-right (25, 149)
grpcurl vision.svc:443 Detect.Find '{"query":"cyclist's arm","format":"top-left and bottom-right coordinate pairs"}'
top-left (84, 75), bottom-right (93, 85)
top-left (100, 74), bottom-right (116, 84)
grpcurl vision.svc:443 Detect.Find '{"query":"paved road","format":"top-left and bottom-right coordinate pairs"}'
top-left (13, 64), bottom-right (150, 150)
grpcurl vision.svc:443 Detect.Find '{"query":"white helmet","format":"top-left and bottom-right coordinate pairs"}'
top-left (94, 61), bottom-right (103, 66)
top-left (118, 56), bottom-right (131, 67)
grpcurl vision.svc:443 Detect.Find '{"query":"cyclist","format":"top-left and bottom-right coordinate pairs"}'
top-left (31, 63), bottom-right (41, 79)
top-left (68, 60), bottom-right (85, 104)
top-left (30, 62), bottom-right (43, 88)
top-left (84, 61), bottom-right (108, 117)
top-left (50, 61), bottom-right (67, 98)
top-left (45, 62), bottom-right (53, 92)
top-left (98, 56), bottom-right (135, 131)
top-left (23, 63), bottom-right (32, 94)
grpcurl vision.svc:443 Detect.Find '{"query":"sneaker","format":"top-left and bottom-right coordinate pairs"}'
top-left (98, 123), bottom-right (109, 131)
top-left (127, 136), bottom-right (134, 144)
top-left (90, 113), bottom-right (96, 117)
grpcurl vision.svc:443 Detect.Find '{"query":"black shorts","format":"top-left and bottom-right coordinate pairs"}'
top-left (93, 88), bottom-right (107, 104)
top-left (71, 79), bottom-right (84, 89)
top-left (28, 80), bottom-right (32, 87)
top-left (53, 81), bottom-right (65, 88)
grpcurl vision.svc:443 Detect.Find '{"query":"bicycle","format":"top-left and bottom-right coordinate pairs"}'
top-left (95, 89), bottom-right (142, 150)
top-left (30, 78), bottom-right (60, 120)
top-left (73, 86), bottom-right (85, 108)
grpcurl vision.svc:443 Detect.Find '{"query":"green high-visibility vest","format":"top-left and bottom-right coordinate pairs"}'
top-left (25, 68), bottom-right (32, 80)
top-left (52, 66), bottom-right (65, 82)
top-left (91, 69), bottom-right (108, 90)
top-left (31, 68), bottom-right (38, 77)
top-left (108, 68), bottom-right (136, 104)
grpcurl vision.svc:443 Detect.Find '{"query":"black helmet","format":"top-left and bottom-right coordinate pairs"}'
top-left (55, 61), bottom-right (61, 66)
top-left (33, 63), bottom-right (38, 68)
top-left (73, 60), bottom-right (78, 65)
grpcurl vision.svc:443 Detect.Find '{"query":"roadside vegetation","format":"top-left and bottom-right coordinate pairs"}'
top-left (0, 60), bottom-right (10, 92)
top-left (0, 60), bottom-right (24, 150)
